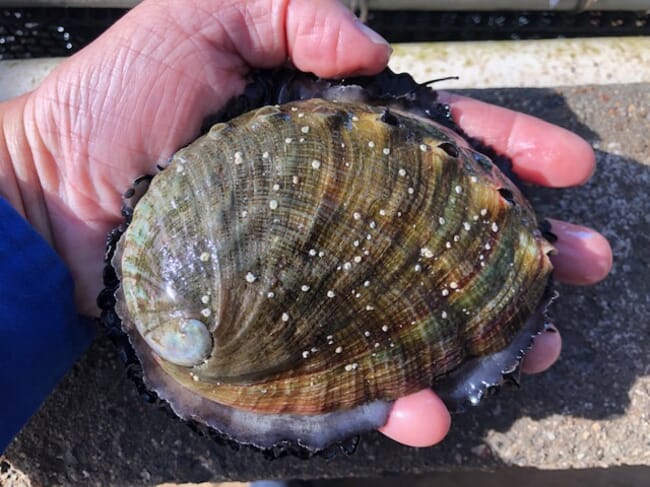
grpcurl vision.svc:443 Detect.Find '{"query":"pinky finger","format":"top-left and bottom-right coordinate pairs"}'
top-left (521, 324), bottom-right (562, 374)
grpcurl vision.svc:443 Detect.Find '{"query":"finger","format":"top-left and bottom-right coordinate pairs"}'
top-left (548, 219), bottom-right (612, 285)
top-left (521, 324), bottom-right (562, 374)
top-left (379, 389), bottom-right (451, 447)
top-left (438, 93), bottom-right (595, 188)
top-left (284, 0), bottom-right (392, 77)
top-left (199, 0), bottom-right (391, 78)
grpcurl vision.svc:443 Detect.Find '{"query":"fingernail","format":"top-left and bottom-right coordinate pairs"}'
top-left (354, 18), bottom-right (392, 50)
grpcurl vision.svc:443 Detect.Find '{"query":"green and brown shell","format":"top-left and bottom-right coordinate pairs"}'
top-left (100, 69), bottom-right (555, 451)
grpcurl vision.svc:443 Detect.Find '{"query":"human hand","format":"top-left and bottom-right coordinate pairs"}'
top-left (0, 0), bottom-right (611, 448)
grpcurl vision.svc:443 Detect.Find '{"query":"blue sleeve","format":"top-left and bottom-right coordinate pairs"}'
top-left (0, 198), bottom-right (95, 452)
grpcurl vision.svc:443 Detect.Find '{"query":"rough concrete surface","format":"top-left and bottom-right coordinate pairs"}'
top-left (2, 83), bottom-right (649, 486)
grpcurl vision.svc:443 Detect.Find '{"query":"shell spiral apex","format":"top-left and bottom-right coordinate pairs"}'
top-left (99, 68), bottom-right (555, 453)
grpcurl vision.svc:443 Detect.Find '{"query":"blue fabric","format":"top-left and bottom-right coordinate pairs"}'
top-left (0, 197), bottom-right (94, 452)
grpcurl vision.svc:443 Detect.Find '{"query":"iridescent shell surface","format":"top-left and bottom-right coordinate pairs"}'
top-left (105, 72), bottom-right (554, 451)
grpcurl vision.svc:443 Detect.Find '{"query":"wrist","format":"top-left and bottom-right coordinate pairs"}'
top-left (0, 92), bottom-right (55, 245)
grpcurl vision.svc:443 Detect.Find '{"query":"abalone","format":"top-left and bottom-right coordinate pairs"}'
top-left (100, 69), bottom-right (555, 452)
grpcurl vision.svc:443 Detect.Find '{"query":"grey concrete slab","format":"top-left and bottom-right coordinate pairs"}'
top-left (2, 82), bottom-right (649, 486)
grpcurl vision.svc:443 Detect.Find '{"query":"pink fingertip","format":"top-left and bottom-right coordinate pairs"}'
top-left (379, 389), bottom-right (451, 447)
top-left (548, 219), bottom-right (613, 285)
top-left (521, 324), bottom-right (562, 374)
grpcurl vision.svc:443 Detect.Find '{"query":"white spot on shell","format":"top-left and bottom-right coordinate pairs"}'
top-left (485, 243), bottom-right (492, 250)
top-left (301, 285), bottom-right (310, 292)
top-left (301, 126), bottom-right (310, 134)
top-left (201, 308), bottom-right (211, 317)
top-left (272, 183), bottom-right (280, 191)
top-left (441, 311), bottom-right (448, 319)
top-left (455, 185), bottom-right (463, 194)
top-left (262, 151), bottom-right (269, 159)
top-left (302, 350), bottom-right (310, 358)
top-left (292, 175), bottom-right (300, 185)
top-left (398, 168), bottom-right (407, 177)
top-left (480, 208), bottom-right (488, 216)
top-left (439, 217), bottom-right (446, 225)
top-left (353, 212), bottom-right (362, 220)
top-left (201, 295), bottom-right (210, 304)
top-left (311, 159), bottom-right (321, 169)
top-left (245, 272), bottom-right (257, 283)
top-left (343, 262), bottom-right (352, 271)
top-left (407, 187), bottom-right (415, 194)
top-left (420, 247), bottom-right (434, 259)
top-left (449, 281), bottom-right (458, 289)
top-left (234, 151), bottom-right (243, 165)
top-left (269, 199), bottom-right (279, 210)
top-left (492, 222), bottom-right (499, 232)
top-left (267, 291), bottom-right (275, 298)
top-left (442, 289), bottom-right (450, 297)
top-left (420, 143), bottom-right (428, 152)
top-left (463, 221), bottom-right (471, 231)
top-left (327, 290), bottom-right (335, 298)
top-left (285, 137), bottom-right (293, 144)
top-left (381, 325), bottom-right (389, 332)
top-left (281, 312), bottom-right (289, 322)
top-left (383, 148), bottom-right (390, 155)
top-left (199, 252), bottom-right (210, 262)
top-left (335, 346), bottom-right (343, 354)
top-left (308, 249), bottom-right (317, 256)
top-left (368, 141), bottom-right (375, 148)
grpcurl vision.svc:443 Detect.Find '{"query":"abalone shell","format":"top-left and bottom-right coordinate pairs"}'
top-left (102, 70), bottom-right (554, 451)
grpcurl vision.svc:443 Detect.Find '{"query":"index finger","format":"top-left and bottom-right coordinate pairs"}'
top-left (438, 93), bottom-right (595, 188)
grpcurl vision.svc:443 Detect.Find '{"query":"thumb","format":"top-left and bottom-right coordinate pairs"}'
top-left (154, 0), bottom-right (392, 78)
top-left (284, 0), bottom-right (393, 77)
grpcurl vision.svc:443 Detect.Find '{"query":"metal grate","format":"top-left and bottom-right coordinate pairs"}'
top-left (365, 9), bottom-right (650, 42)
top-left (0, 7), bottom-right (125, 59)
top-left (1, 7), bottom-right (649, 60)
